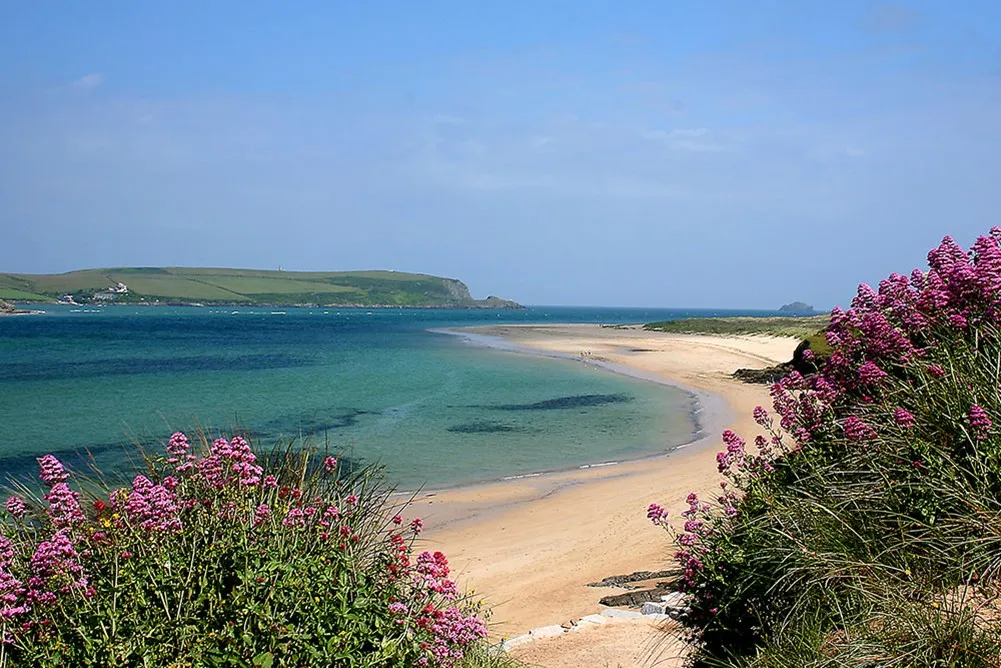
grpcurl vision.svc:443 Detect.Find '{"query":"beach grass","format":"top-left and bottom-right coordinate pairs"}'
top-left (643, 315), bottom-right (830, 339)
top-left (652, 230), bottom-right (1001, 666)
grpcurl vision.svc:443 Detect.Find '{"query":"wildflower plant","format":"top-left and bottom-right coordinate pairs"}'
top-left (0, 434), bottom-right (491, 667)
top-left (650, 230), bottom-right (1001, 665)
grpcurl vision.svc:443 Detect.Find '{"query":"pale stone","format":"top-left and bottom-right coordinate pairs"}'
top-left (600, 607), bottom-right (643, 619)
top-left (529, 624), bottom-right (567, 639)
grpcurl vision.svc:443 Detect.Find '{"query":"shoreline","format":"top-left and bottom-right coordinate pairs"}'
top-left (392, 327), bottom-right (731, 502)
top-left (413, 324), bottom-right (798, 637)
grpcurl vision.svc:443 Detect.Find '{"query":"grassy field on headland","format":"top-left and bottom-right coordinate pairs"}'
top-left (0, 267), bottom-right (521, 308)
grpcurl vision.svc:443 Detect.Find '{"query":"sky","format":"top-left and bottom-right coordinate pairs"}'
top-left (1, 1), bottom-right (1000, 308)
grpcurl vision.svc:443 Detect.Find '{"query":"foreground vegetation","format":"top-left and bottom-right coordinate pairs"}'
top-left (644, 315), bottom-right (831, 340)
top-left (0, 267), bottom-right (522, 309)
top-left (0, 435), bottom-right (512, 667)
top-left (651, 231), bottom-right (1001, 665)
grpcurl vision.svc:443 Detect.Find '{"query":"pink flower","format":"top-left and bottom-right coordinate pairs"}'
top-left (37, 455), bottom-right (69, 487)
top-left (28, 530), bottom-right (88, 603)
top-left (282, 507), bottom-right (307, 528)
top-left (843, 416), bottom-right (876, 442)
top-left (893, 408), bottom-right (915, 428)
top-left (928, 364), bottom-right (946, 378)
top-left (413, 551), bottom-right (457, 598)
top-left (5, 497), bottom-right (26, 519)
top-left (253, 504), bottom-right (271, 527)
top-left (166, 431), bottom-right (197, 472)
top-left (969, 404), bottom-right (992, 440)
top-left (752, 406), bottom-right (770, 426)
top-left (323, 456), bottom-right (337, 473)
top-left (44, 483), bottom-right (85, 528)
top-left (262, 475), bottom-right (278, 489)
top-left (410, 518), bottom-right (424, 534)
top-left (123, 475), bottom-right (182, 533)
top-left (858, 361), bottom-right (888, 384)
top-left (198, 436), bottom-right (263, 488)
top-left (647, 503), bottom-right (668, 525)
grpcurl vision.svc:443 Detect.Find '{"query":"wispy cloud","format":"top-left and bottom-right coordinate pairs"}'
top-left (70, 73), bottom-right (105, 91)
top-left (641, 128), bottom-right (729, 152)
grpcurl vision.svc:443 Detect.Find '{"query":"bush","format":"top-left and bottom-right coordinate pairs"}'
top-left (0, 433), bottom-right (493, 667)
top-left (650, 230), bottom-right (1001, 666)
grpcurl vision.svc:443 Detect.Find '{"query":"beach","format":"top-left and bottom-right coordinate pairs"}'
top-left (414, 325), bottom-right (799, 645)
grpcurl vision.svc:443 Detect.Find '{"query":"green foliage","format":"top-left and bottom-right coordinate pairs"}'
top-left (665, 324), bottom-right (1001, 667)
top-left (1, 437), bottom-right (502, 667)
top-left (644, 316), bottom-right (831, 340)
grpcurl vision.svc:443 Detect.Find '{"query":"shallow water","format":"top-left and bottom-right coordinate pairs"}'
top-left (0, 305), bottom-right (777, 488)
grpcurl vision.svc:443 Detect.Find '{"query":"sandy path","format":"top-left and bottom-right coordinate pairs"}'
top-left (410, 325), bottom-right (797, 650)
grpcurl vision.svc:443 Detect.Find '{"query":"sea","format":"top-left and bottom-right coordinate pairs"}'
top-left (0, 305), bottom-right (778, 490)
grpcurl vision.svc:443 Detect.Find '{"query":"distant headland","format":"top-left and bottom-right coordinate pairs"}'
top-left (0, 267), bottom-right (523, 309)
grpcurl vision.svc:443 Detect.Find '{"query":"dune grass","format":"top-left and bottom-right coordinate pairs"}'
top-left (650, 231), bottom-right (1001, 666)
top-left (643, 315), bottom-right (831, 339)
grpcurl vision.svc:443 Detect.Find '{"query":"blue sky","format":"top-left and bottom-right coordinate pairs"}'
top-left (1, 1), bottom-right (999, 308)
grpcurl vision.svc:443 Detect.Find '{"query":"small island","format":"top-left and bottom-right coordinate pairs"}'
top-left (0, 267), bottom-right (523, 309)
top-left (777, 301), bottom-right (817, 315)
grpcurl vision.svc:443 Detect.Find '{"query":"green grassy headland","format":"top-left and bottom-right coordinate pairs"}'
top-left (0, 267), bottom-right (522, 309)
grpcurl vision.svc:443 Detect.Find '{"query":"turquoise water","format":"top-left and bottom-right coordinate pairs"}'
top-left (0, 305), bottom-right (776, 489)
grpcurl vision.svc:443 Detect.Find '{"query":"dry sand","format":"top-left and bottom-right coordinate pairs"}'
top-left (408, 325), bottom-right (798, 659)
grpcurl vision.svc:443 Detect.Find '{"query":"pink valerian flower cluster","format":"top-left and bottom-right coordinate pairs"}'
top-left (754, 230), bottom-right (1001, 452)
top-left (198, 436), bottom-right (263, 488)
top-left (166, 431), bottom-right (197, 473)
top-left (282, 506), bottom-right (309, 528)
top-left (823, 231), bottom-right (1001, 391)
top-left (25, 530), bottom-right (91, 608)
top-left (5, 496), bottom-right (26, 519)
top-left (716, 430), bottom-right (746, 475)
top-left (413, 551), bottom-right (457, 598)
top-left (894, 408), bottom-right (916, 428)
top-left (419, 606), bottom-right (489, 668)
top-left (674, 493), bottom-right (711, 590)
top-left (253, 504), bottom-right (271, 527)
top-left (44, 483), bottom-right (85, 529)
top-left (324, 456), bottom-right (338, 474)
top-left (37, 455), bottom-right (69, 486)
top-left (0, 535), bottom-right (27, 621)
top-left (647, 503), bottom-right (668, 525)
top-left (969, 404), bottom-right (992, 440)
top-left (121, 475), bottom-right (182, 533)
top-left (842, 416), bottom-right (877, 442)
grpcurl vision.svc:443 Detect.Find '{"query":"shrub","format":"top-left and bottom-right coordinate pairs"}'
top-left (0, 434), bottom-right (492, 667)
top-left (651, 230), bottom-right (1001, 666)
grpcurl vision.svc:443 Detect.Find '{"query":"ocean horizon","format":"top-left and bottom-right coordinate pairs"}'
top-left (1, 305), bottom-right (781, 489)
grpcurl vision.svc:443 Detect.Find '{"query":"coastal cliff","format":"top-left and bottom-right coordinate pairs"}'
top-left (0, 268), bottom-right (523, 309)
